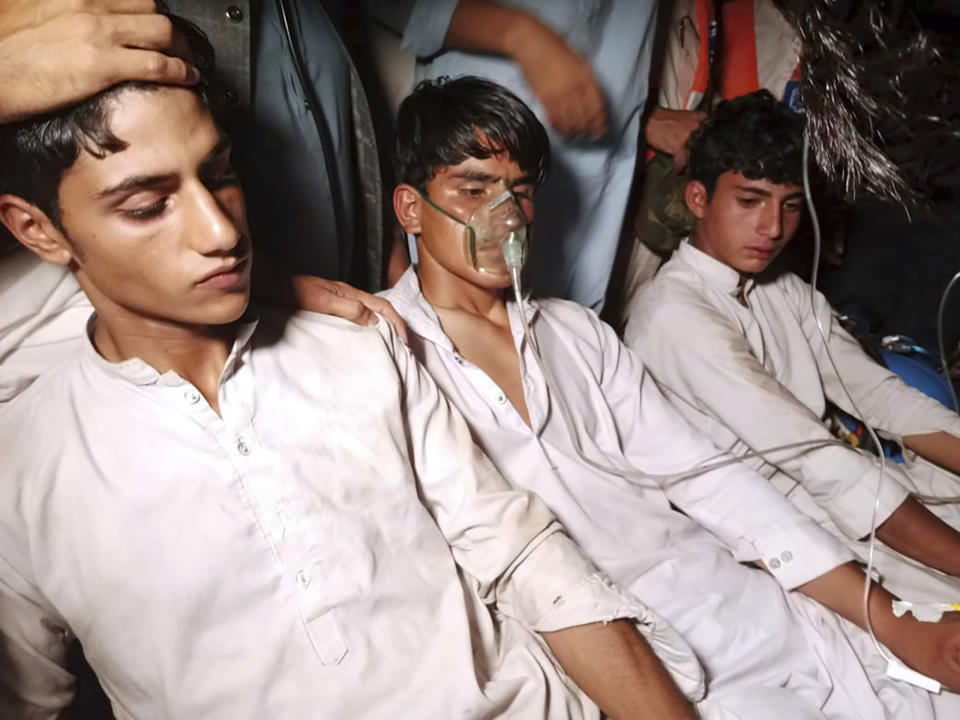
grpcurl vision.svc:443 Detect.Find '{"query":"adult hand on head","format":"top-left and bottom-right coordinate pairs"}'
top-left (645, 107), bottom-right (707, 172)
top-left (0, 0), bottom-right (198, 123)
top-left (509, 16), bottom-right (607, 139)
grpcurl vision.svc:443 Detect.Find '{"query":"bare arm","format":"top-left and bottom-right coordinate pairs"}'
top-left (0, 0), bottom-right (199, 123)
top-left (542, 620), bottom-right (696, 720)
top-left (903, 430), bottom-right (960, 476)
top-left (443, 0), bottom-right (606, 137)
top-left (799, 562), bottom-right (960, 691)
top-left (875, 495), bottom-right (960, 577)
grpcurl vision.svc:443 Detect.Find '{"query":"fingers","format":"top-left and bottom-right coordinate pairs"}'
top-left (320, 293), bottom-right (378, 327)
top-left (330, 282), bottom-right (410, 343)
top-left (36, 0), bottom-right (158, 25)
top-left (361, 296), bottom-right (410, 345)
top-left (106, 13), bottom-right (176, 50)
top-left (107, 13), bottom-right (196, 68)
top-left (673, 147), bottom-right (690, 173)
top-left (106, 47), bottom-right (199, 85)
top-left (542, 79), bottom-right (606, 139)
top-left (70, 0), bottom-right (158, 14)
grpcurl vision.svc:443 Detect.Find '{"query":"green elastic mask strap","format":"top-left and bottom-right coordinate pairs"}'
top-left (419, 191), bottom-right (478, 263)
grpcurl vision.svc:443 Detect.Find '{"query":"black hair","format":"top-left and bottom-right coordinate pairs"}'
top-left (0, 15), bottom-right (216, 229)
top-left (687, 89), bottom-right (805, 198)
top-left (394, 76), bottom-right (550, 191)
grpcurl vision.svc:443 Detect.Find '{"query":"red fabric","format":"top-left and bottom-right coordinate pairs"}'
top-left (720, 0), bottom-right (760, 99)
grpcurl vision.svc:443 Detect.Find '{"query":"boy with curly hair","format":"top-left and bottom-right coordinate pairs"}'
top-left (626, 89), bottom-right (960, 604)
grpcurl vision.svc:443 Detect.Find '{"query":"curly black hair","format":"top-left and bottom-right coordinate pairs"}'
top-left (394, 76), bottom-right (550, 191)
top-left (687, 90), bottom-right (805, 198)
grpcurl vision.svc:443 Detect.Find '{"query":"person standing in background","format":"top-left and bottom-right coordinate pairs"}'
top-left (368, 0), bottom-right (657, 312)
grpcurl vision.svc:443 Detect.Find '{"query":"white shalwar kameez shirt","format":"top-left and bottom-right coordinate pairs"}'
top-left (626, 240), bottom-right (960, 603)
top-left (383, 267), bottom-right (958, 720)
top-left (0, 307), bottom-right (671, 719)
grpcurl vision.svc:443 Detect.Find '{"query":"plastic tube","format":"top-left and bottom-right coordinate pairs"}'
top-left (802, 135), bottom-right (894, 666)
top-left (937, 270), bottom-right (960, 413)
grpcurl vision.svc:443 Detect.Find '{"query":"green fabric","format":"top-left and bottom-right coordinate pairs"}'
top-left (633, 151), bottom-right (695, 255)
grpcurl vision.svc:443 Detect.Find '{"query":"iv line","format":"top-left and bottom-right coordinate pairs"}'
top-left (803, 134), bottom-right (895, 668)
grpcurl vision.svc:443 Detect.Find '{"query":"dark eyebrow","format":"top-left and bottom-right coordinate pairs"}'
top-left (734, 185), bottom-right (805, 201)
top-left (733, 186), bottom-right (772, 197)
top-left (450, 170), bottom-right (536, 187)
top-left (97, 137), bottom-right (233, 199)
top-left (450, 170), bottom-right (500, 183)
top-left (97, 173), bottom-right (175, 199)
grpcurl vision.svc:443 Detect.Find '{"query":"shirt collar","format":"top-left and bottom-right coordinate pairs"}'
top-left (80, 310), bottom-right (260, 386)
top-left (677, 239), bottom-right (756, 299)
top-left (385, 266), bottom-right (540, 351)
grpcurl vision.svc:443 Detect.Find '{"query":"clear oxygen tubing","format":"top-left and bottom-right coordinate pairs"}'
top-left (937, 270), bottom-right (960, 413)
top-left (499, 135), bottom-right (951, 684)
top-left (802, 134), bottom-right (894, 667)
top-left (501, 220), bottom-right (861, 491)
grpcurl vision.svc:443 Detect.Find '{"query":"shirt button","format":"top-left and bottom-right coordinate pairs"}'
top-left (296, 570), bottom-right (311, 589)
top-left (768, 558), bottom-right (782, 569)
top-left (781, 551), bottom-right (793, 563)
top-left (237, 438), bottom-right (251, 456)
top-left (184, 389), bottom-right (201, 404)
top-left (496, 393), bottom-right (507, 404)
top-left (225, 5), bottom-right (244, 22)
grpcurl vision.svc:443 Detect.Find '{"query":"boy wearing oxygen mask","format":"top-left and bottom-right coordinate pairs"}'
top-left (384, 76), bottom-right (960, 717)
top-left (626, 90), bottom-right (960, 608)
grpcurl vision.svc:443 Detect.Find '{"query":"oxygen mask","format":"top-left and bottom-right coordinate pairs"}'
top-left (464, 189), bottom-right (529, 275)
top-left (422, 186), bottom-right (530, 277)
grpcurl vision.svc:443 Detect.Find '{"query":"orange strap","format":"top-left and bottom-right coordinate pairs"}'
top-left (684, 0), bottom-right (714, 109)
top-left (720, 0), bottom-right (760, 99)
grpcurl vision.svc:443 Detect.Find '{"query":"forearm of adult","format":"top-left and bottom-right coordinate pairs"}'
top-left (875, 495), bottom-right (960, 577)
top-left (443, 0), bottom-right (539, 57)
top-left (798, 561), bottom-right (960, 690)
top-left (542, 620), bottom-right (696, 720)
top-left (903, 431), bottom-right (960, 476)
top-left (443, 0), bottom-right (605, 137)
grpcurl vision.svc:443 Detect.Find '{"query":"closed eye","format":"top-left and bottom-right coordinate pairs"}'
top-left (123, 198), bottom-right (169, 221)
